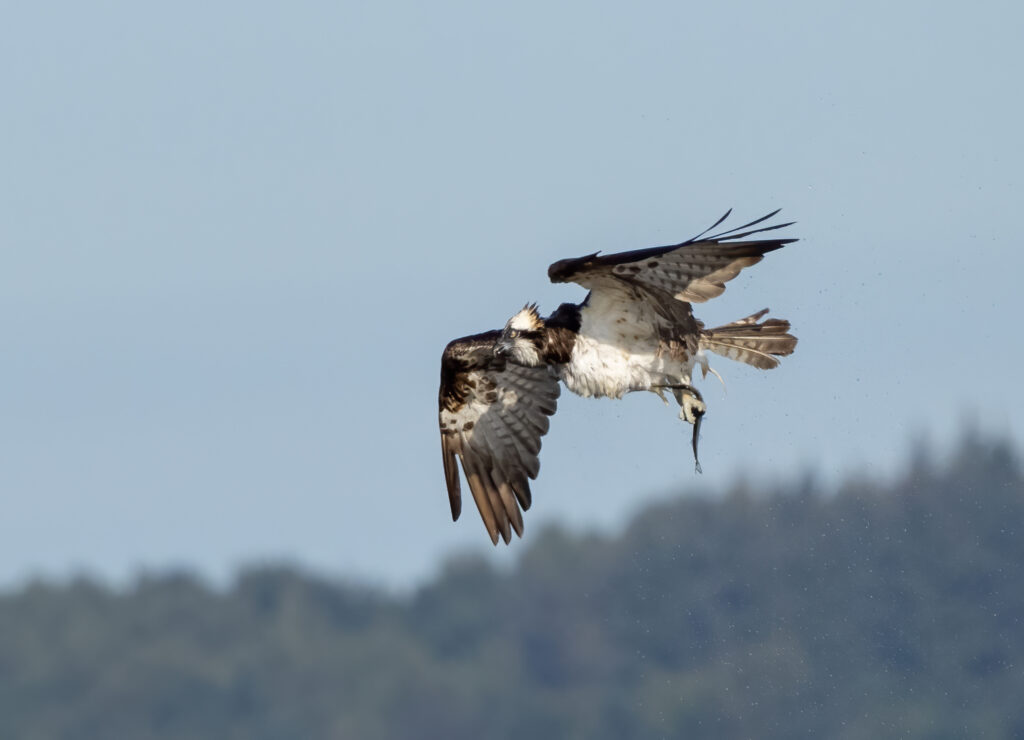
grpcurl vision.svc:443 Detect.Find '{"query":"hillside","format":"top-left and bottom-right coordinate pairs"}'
top-left (1, 434), bottom-right (1021, 739)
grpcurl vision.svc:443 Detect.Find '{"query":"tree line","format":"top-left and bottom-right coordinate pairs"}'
top-left (1, 432), bottom-right (1021, 739)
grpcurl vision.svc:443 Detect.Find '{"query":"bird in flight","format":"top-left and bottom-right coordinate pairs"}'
top-left (438, 209), bottom-right (798, 544)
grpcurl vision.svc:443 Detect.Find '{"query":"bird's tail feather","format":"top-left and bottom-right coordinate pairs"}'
top-left (699, 309), bottom-right (797, 370)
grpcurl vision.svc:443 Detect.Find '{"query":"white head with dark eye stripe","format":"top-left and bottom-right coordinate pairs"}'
top-left (496, 303), bottom-right (546, 366)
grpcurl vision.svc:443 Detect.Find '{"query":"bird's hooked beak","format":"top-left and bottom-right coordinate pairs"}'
top-left (493, 338), bottom-right (512, 358)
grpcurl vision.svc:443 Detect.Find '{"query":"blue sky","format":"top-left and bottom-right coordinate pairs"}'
top-left (2, 0), bottom-right (1022, 590)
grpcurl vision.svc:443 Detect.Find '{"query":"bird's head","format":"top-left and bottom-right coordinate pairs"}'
top-left (495, 303), bottom-right (546, 366)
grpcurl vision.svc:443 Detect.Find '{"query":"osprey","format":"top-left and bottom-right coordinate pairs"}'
top-left (438, 210), bottom-right (798, 544)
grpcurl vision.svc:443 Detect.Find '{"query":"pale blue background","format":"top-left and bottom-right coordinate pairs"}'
top-left (2, 1), bottom-right (1021, 590)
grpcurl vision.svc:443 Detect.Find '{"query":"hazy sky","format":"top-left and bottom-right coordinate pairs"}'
top-left (2, 1), bottom-right (1022, 590)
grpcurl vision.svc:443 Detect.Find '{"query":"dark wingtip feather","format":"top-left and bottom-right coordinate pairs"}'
top-left (687, 208), bottom-right (734, 242)
top-left (707, 208), bottom-right (781, 238)
top-left (708, 212), bottom-right (794, 242)
top-left (442, 437), bottom-right (462, 521)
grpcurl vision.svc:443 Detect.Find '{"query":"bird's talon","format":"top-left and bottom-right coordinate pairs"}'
top-left (678, 393), bottom-right (707, 424)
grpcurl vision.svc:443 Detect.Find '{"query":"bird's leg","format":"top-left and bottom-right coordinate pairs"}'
top-left (653, 383), bottom-right (706, 423)
top-left (651, 383), bottom-right (705, 473)
top-left (670, 386), bottom-right (706, 424)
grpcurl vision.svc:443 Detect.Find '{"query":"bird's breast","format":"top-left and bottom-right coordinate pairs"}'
top-left (557, 306), bottom-right (664, 398)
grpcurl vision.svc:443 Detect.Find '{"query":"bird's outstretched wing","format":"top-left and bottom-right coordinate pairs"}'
top-left (439, 331), bottom-right (560, 545)
top-left (548, 209), bottom-right (797, 302)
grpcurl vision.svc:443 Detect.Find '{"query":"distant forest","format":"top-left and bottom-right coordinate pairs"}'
top-left (2, 433), bottom-right (1022, 739)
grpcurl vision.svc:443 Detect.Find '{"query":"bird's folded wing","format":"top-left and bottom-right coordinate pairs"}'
top-left (439, 335), bottom-right (560, 545)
